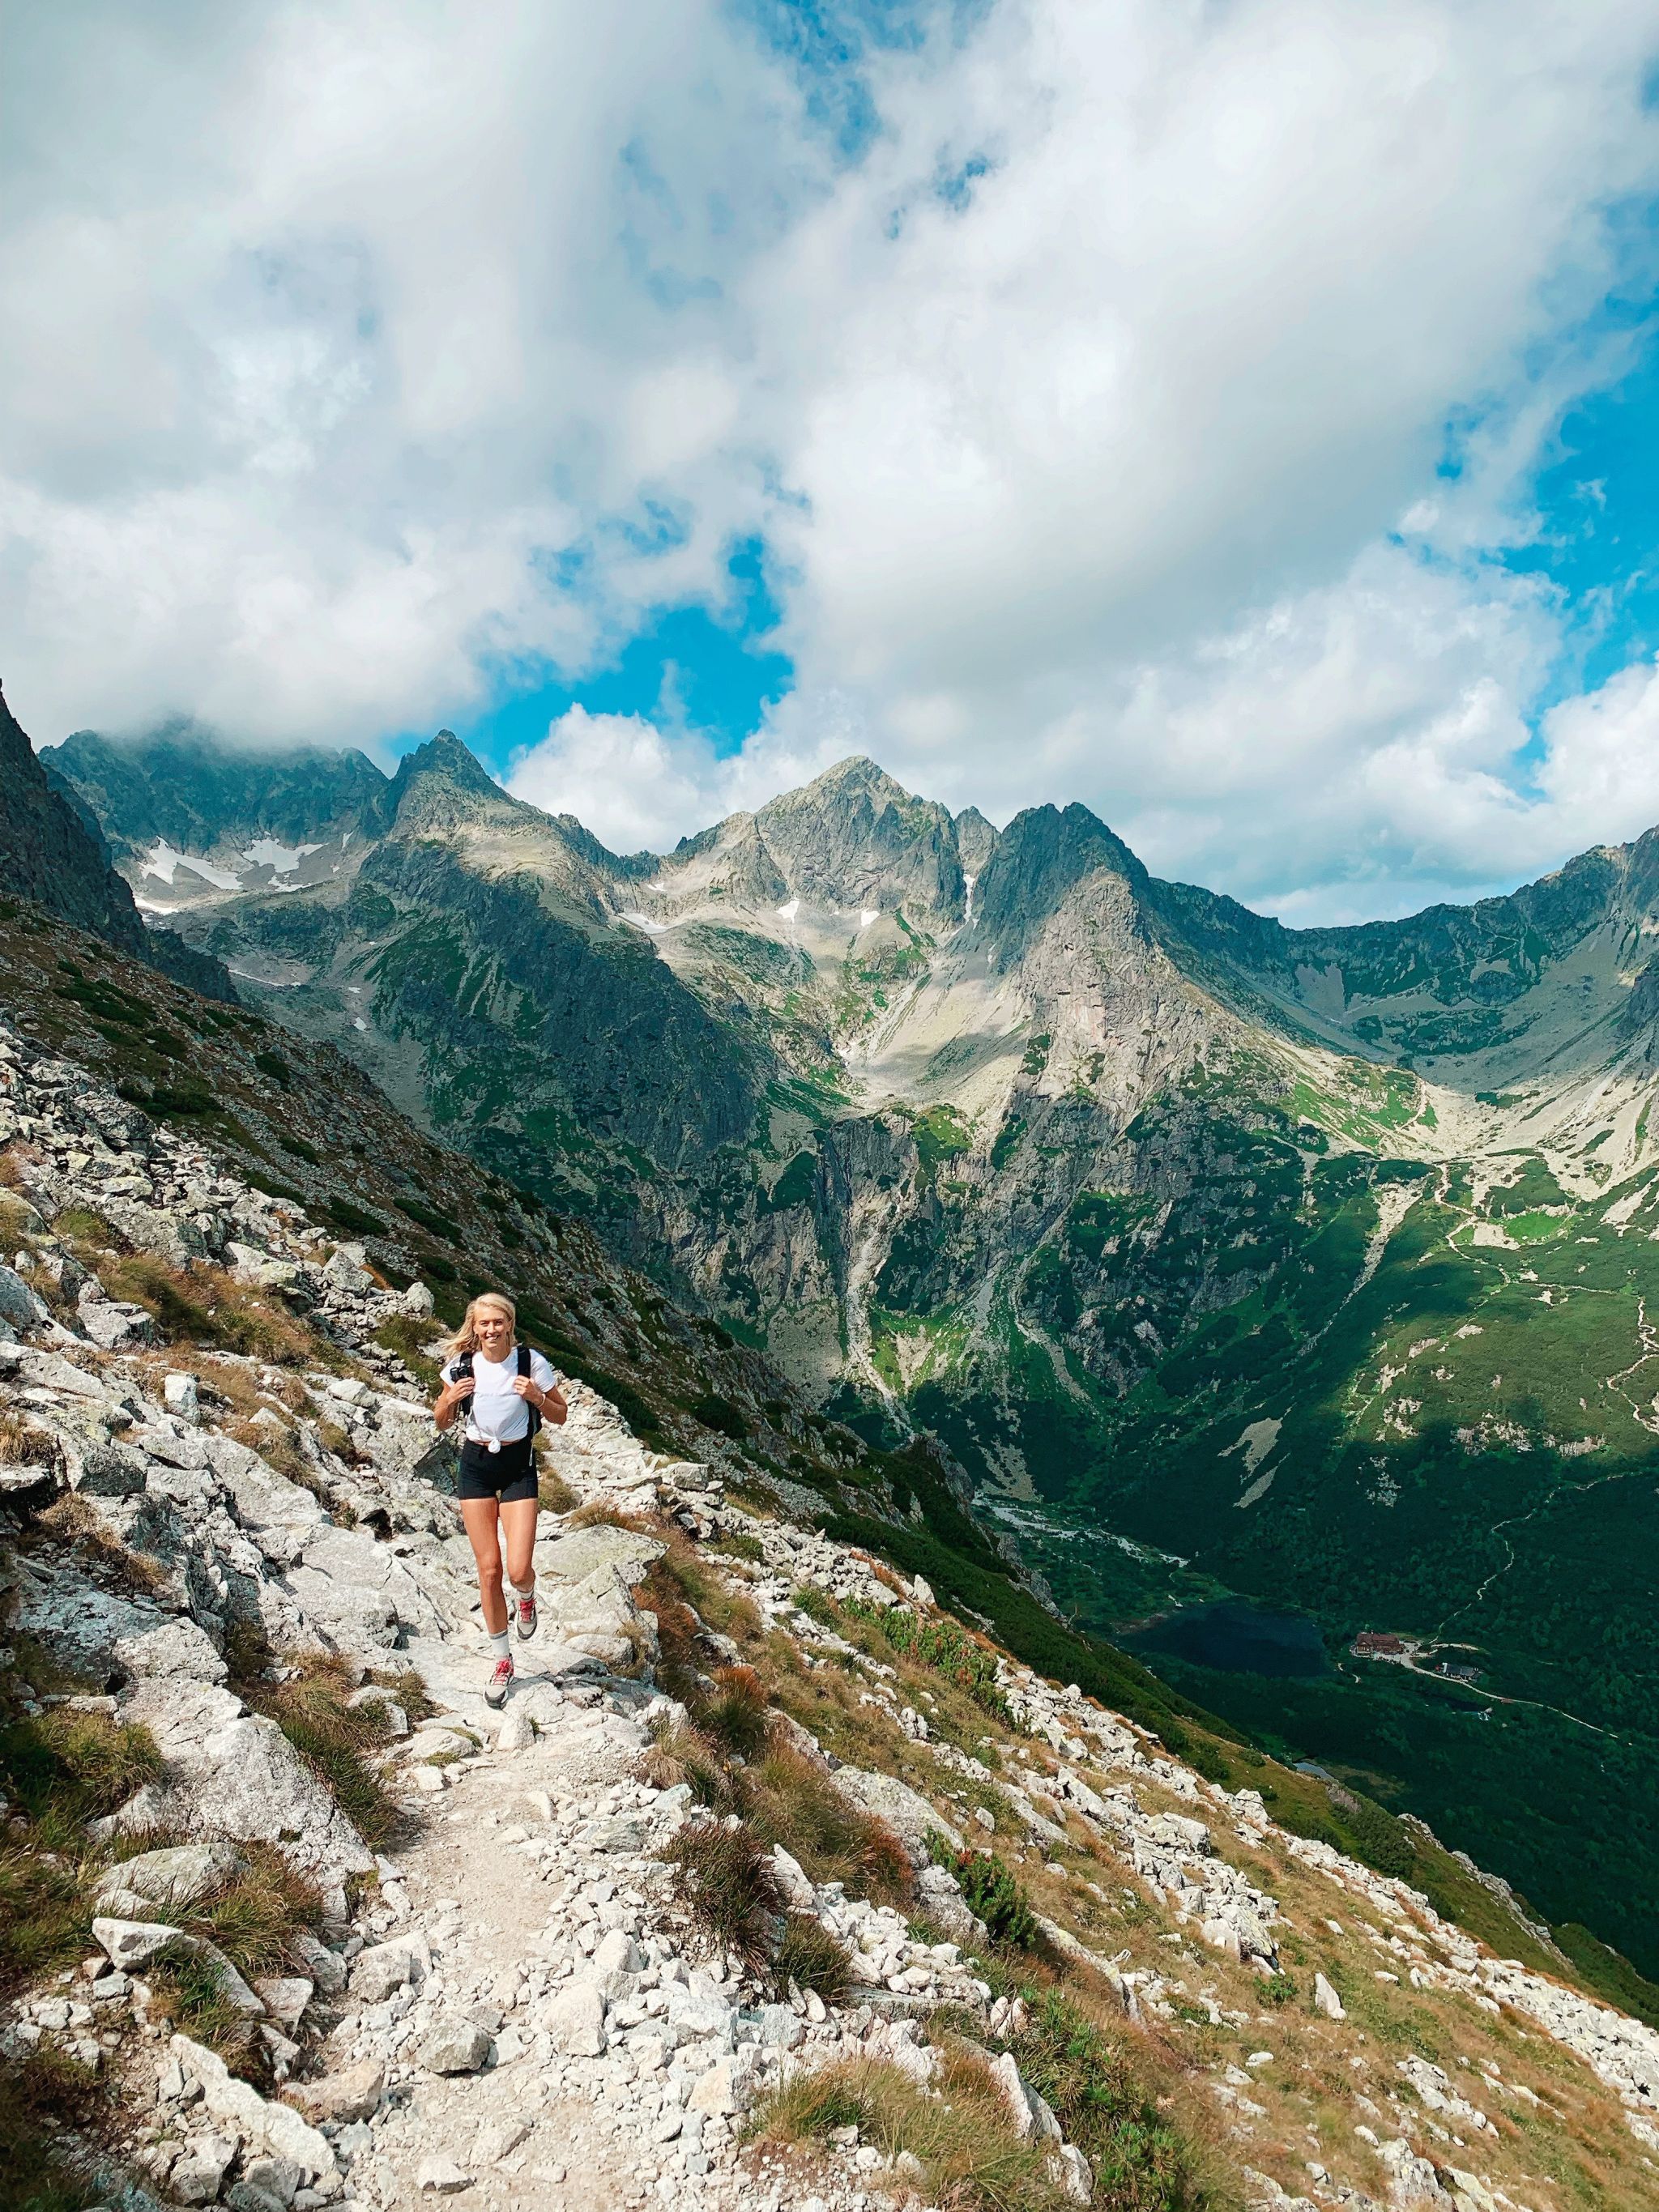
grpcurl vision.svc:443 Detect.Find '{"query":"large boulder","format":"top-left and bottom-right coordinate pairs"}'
top-left (121, 1677), bottom-right (374, 1889)
top-left (536, 1523), bottom-right (663, 1588)
top-left (114, 1615), bottom-right (229, 1686)
top-left (95, 1842), bottom-right (245, 1920)
top-left (832, 1767), bottom-right (962, 1865)
top-left (101, 1198), bottom-right (207, 1267)
top-left (0, 1263), bottom-right (48, 1329)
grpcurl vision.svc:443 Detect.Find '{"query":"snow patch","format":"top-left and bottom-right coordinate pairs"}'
top-left (620, 910), bottom-right (667, 934)
top-left (859, 909), bottom-right (879, 930)
top-left (139, 842), bottom-right (242, 891)
top-left (241, 838), bottom-right (321, 876)
top-left (775, 897), bottom-right (800, 922)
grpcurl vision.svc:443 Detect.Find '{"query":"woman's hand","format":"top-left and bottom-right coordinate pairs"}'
top-left (512, 1375), bottom-right (569, 1425)
top-left (433, 1374), bottom-right (474, 1430)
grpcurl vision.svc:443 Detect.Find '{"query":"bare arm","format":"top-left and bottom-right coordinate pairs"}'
top-left (433, 1375), bottom-right (474, 1432)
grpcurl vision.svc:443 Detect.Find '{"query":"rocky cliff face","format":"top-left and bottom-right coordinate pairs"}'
top-left (46, 722), bottom-right (390, 868)
top-left (6, 985), bottom-right (1659, 2212)
top-left (0, 687), bottom-right (235, 1000)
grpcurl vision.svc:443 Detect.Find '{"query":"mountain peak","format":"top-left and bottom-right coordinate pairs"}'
top-left (750, 755), bottom-right (964, 918)
top-left (391, 730), bottom-right (499, 797)
top-left (805, 753), bottom-right (904, 791)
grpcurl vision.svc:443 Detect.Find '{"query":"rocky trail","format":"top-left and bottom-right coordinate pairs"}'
top-left (3, 1008), bottom-right (1659, 2212)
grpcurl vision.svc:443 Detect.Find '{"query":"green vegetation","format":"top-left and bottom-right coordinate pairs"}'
top-left (843, 1596), bottom-right (1010, 1720)
top-left (942, 1845), bottom-right (1042, 1950)
top-left (0, 2041), bottom-right (106, 2212)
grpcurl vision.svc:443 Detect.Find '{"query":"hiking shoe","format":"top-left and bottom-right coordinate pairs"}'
top-left (514, 1591), bottom-right (538, 1641)
top-left (484, 1656), bottom-right (514, 1708)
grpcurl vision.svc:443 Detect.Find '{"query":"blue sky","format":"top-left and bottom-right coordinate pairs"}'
top-left (450, 539), bottom-right (794, 783)
top-left (11, 2), bottom-right (1659, 918)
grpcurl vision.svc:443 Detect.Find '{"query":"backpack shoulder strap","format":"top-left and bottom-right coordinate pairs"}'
top-left (454, 1350), bottom-right (474, 1378)
top-left (518, 1340), bottom-right (541, 1438)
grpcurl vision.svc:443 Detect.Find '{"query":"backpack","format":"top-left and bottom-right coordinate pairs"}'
top-left (452, 1343), bottom-right (542, 1438)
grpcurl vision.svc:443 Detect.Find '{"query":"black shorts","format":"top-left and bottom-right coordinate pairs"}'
top-left (456, 1436), bottom-right (538, 1504)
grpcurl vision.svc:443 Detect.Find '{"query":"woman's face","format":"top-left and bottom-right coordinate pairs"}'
top-left (475, 1305), bottom-right (514, 1357)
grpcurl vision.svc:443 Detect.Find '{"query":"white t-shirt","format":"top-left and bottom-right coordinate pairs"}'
top-left (441, 1345), bottom-right (558, 1449)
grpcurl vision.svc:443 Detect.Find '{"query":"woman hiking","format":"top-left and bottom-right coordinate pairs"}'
top-left (433, 1292), bottom-right (567, 1707)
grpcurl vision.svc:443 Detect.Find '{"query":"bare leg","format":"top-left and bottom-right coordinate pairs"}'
top-left (461, 1496), bottom-right (507, 1635)
top-left (500, 1498), bottom-right (538, 1595)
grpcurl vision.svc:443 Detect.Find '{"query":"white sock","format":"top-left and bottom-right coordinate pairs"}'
top-left (489, 1628), bottom-right (511, 1661)
top-left (510, 1581), bottom-right (535, 1601)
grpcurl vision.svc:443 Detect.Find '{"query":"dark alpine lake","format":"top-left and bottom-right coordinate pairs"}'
top-left (1125, 1597), bottom-right (1331, 1678)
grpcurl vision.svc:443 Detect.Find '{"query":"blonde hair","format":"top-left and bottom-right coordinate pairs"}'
top-left (443, 1291), bottom-right (517, 1361)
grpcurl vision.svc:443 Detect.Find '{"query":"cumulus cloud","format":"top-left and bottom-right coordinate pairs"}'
top-left (505, 695), bottom-right (861, 855)
top-left (6, 1), bottom-right (1659, 915)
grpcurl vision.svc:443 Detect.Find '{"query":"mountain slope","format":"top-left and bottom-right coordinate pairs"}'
top-left (0, 685), bottom-right (234, 999)
top-left (47, 721), bottom-right (1659, 1975)
top-left (7, 966), bottom-right (1659, 2212)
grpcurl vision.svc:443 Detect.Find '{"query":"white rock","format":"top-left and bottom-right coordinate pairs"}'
top-left (1314, 1972), bottom-right (1346, 2021)
top-left (350, 1937), bottom-right (427, 2004)
top-left (418, 2016), bottom-right (493, 2073)
top-left (164, 1371), bottom-right (202, 1424)
top-left (545, 1977), bottom-right (608, 2056)
top-left (173, 2034), bottom-right (334, 2180)
top-left (416, 2155), bottom-right (475, 2193)
top-left (93, 1916), bottom-right (183, 1970)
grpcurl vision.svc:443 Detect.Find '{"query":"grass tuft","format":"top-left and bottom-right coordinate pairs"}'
top-left (147, 1939), bottom-right (270, 2084)
top-left (661, 1817), bottom-right (786, 1978)
top-left (0, 2041), bottom-right (106, 2212)
top-left (702, 1664), bottom-right (771, 1761)
top-left (185, 1840), bottom-right (325, 1977)
top-left (772, 1912), bottom-right (851, 2004)
top-left (753, 2049), bottom-right (1068, 2210)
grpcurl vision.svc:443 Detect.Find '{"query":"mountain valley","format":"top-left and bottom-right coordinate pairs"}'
top-left (33, 714), bottom-right (1659, 1986)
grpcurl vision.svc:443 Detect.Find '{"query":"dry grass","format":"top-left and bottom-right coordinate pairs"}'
top-left (35, 1493), bottom-right (172, 1599)
top-left (567, 1499), bottom-right (654, 1532)
top-left (753, 2049), bottom-right (1070, 2212)
top-left (0, 1409), bottom-right (58, 1467)
top-left (183, 1839), bottom-right (326, 1978)
top-left (662, 1816), bottom-right (787, 1978)
top-left (659, 1812), bottom-right (855, 2000)
top-left (772, 1912), bottom-right (853, 2004)
top-left (535, 1455), bottom-right (578, 1515)
top-left (100, 1253), bottom-right (319, 1366)
top-left (702, 1664), bottom-right (772, 1760)
top-left (315, 1417), bottom-right (369, 1467)
top-left (743, 1742), bottom-right (914, 1911)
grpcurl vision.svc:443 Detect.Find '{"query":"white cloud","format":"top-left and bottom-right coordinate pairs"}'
top-left (6, 2), bottom-right (1659, 917)
top-left (505, 695), bottom-right (859, 855)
